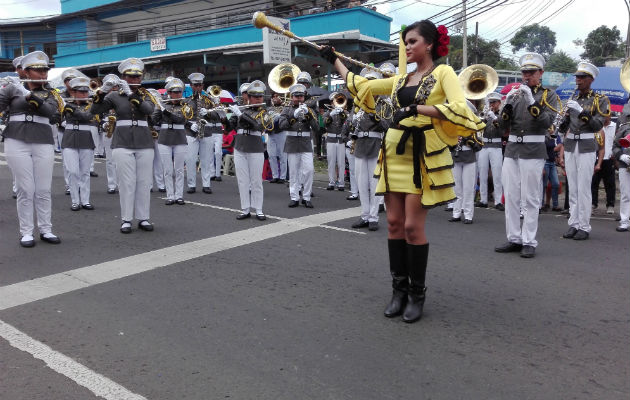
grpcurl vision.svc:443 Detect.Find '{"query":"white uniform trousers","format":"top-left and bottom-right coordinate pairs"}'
top-left (62, 148), bottom-right (92, 205)
top-left (268, 132), bottom-right (288, 180)
top-left (112, 148), bottom-right (154, 222)
top-left (355, 155), bottom-right (379, 222)
top-left (452, 161), bottom-right (476, 220)
top-left (103, 135), bottom-right (117, 191)
top-left (345, 147), bottom-right (358, 196)
top-left (234, 149), bottom-right (264, 213)
top-left (5, 139), bottom-right (54, 236)
top-left (565, 147), bottom-right (596, 232)
top-left (618, 168), bottom-right (630, 229)
top-left (208, 133), bottom-right (224, 178)
top-left (502, 157), bottom-right (545, 247)
top-left (477, 147), bottom-right (503, 204)
top-left (186, 136), bottom-right (212, 188)
top-left (93, 129), bottom-right (104, 156)
top-left (152, 140), bottom-right (165, 190)
top-left (56, 127), bottom-right (70, 186)
top-left (158, 143), bottom-right (187, 201)
top-left (326, 142), bottom-right (345, 188)
top-left (288, 152), bottom-right (314, 201)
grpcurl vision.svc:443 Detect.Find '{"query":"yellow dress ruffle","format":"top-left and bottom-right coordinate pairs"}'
top-left (346, 65), bottom-right (485, 207)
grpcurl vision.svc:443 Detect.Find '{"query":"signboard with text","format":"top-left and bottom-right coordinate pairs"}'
top-left (150, 37), bottom-right (167, 52)
top-left (262, 17), bottom-right (291, 64)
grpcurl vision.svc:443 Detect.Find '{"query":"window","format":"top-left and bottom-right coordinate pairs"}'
top-left (13, 48), bottom-right (22, 57)
top-left (28, 46), bottom-right (36, 53)
top-left (44, 42), bottom-right (57, 58)
top-left (117, 31), bottom-right (138, 44)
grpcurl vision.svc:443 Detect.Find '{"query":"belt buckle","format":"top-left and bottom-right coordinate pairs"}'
top-left (73, 124), bottom-right (79, 130)
top-left (297, 132), bottom-right (303, 137)
top-left (516, 136), bottom-right (523, 143)
top-left (362, 132), bottom-right (368, 137)
top-left (132, 120), bottom-right (138, 126)
top-left (168, 123), bottom-right (173, 129)
top-left (574, 134), bottom-right (580, 140)
top-left (26, 115), bottom-right (33, 122)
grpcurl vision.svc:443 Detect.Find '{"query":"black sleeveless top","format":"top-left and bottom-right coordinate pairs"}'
top-left (398, 85), bottom-right (419, 108)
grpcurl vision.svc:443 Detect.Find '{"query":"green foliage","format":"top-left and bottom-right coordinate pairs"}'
top-left (545, 51), bottom-right (577, 73)
top-left (509, 24), bottom-right (557, 57)
top-left (494, 58), bottom-right (519, 71)
top-left (578, 25), bottom-right (624, 66)
top-left (447, 34), bottom-right (506, 70)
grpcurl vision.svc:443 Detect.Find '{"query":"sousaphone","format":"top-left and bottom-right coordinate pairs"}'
top-left (458, 64), bottom-right (499, 100)
top-left (268, 63), bottom-right (301, 94)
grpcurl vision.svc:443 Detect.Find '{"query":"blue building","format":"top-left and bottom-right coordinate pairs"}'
top-left (0, 17), bottom-right (57, 70)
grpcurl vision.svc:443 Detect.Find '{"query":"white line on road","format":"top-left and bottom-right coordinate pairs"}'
top-left (0, 207), bottom-right (360, 311)
top-left (0, 319), bottom-right (147, 400)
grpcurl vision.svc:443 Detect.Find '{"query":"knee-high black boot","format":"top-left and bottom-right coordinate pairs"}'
top-left (384, 239), bottom-right (408, 318)
top-left (402, 243), bottom-right (428, 323)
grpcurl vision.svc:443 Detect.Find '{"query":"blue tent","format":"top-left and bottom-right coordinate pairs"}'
top-left (555, 66), bottom-right (628, 111)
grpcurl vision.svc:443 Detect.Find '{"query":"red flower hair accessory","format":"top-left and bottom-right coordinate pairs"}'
top-left (436, 25), bottom-right (449, 57)
top-left (437, 45), bottom-right (449, 57)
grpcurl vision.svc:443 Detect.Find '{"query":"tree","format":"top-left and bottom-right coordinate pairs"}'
top-left (576, 25), bottom-right (624, 66)
top-left (494, 57), bottom-right (519, 71)
top-left (510, 24), bottom-right (556, 58)
top-left (447, 34), bottom-right (502, 70)
top-left (545, 51), bottom-right (577, 73)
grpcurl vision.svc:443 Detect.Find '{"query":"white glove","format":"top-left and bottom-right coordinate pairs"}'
top-left (519, 84), bottom-right (535, 106)
top-left (119, 80), bottom-right (133, 96)
top-left (190, 122), bottom-right (199, 133)
top-left (330, 108), bottom-right (341, 116)
top-left (199, 107), bottom-right (208, 117)
top-left (102, 122), bottom-right (110, 131)
top-left (566, 100), bottom-right (583, 113)
top-left (485, 110), bottom-right (496, 120)
top-left (100, 80), bottom-right (115, 94)
top-left (294, 107), bottom-right (306, 119)
top-left (619, 154), bottom-right (630, 164)
top-left (228, 104), bottom-right (242, 117)
top-left (505, 86), bottom-right (519, 105)
top-left (158, 100), bottom-right (165, 112)
top-left (6, 76), bottom-right (21, 86)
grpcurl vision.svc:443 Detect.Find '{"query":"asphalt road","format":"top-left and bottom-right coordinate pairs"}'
top-left (0, 147), bottom-right (628, 400)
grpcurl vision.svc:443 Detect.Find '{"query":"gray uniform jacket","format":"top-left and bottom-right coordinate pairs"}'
top-left (232, 106), bottom-right (271, 153)
top-left (499, 84), bottom-right (560, 159)
top-left (0, 84), bottom-right (61, 144)
top-left (90, 89), bottom-right (155, 149)
top-left (482, 116), bottom-right (503, 148)
top-left (156, 102), bottom-right (188, 146)
top-left (324, 110), bottom-right (348, 144)
top-left (559, 90), bottom-right (610, 153)
top-left (279, 105), bottom-right (319, 153)
top-left (184, 94), bottom-right (220, 137)
top-left (61, 102), bottom-right (96, 149)
top-left (451, 138), bottom-right (477, 164)
top-left (349, 104), bottom-right (389, 159)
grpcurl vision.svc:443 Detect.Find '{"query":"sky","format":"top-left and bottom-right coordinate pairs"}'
top-left (0, 0), bottom-right (628, 62)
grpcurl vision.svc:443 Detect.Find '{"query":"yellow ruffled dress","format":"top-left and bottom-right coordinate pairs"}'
top-left (346, 64), bottom-right (485, 207)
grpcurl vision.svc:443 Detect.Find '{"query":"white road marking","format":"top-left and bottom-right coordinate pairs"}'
top-left (0, 207), bottom-right (360, 311)
top-left (0, 319), bottom-right (147, 400)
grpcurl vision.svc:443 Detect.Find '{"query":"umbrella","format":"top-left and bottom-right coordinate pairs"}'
top-left (556, 67), bottom-right (627, 112)
top-left (500, 82), bottom-right (521, 94)
top-left (218, 89), bottom-right (235, 103)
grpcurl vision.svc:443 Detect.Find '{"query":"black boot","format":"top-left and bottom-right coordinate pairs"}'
top-left (402, 243), bottom-right (429, 323)
top-left (384, 239), bottom-right (408, 318)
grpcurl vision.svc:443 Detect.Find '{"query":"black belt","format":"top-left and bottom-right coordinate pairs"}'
top-left (395, 125), bottom-right (433, 189)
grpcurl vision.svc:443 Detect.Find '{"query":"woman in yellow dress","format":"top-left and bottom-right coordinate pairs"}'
top-left (320, 20), bottom-right (484, 323)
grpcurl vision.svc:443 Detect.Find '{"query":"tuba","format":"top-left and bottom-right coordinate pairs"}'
top-left (458, 64), bottom-right (499, 100)
top-left (268, 63), bottom-right (301, 95)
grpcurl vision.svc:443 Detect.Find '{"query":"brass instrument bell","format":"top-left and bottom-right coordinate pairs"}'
top-left (458, 64), bottom-right (499, 100)
top-left (621, 58), bottom-right (630, 93)
top-left (268, 63), bottom-right (301, 94)
top-left (208, 85), bottom-right (222, 97)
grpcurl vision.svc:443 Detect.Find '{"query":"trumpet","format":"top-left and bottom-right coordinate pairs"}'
top-left (89, 80), bottom-right (100, 91)
top-left (326, 93), bottom-right (347, 110)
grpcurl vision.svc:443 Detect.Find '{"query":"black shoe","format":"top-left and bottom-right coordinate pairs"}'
top-left (165, 199), bottom-right (175, 205)
top-left (215, 176), bottom-right (222, 182)
top-left (138, 220), bottom-right (154, 231)
top-left (120, 221), bottom-right (132, 234)
top-left (352, 219), bottom-right (369, 229)
top-left (378, 204), bottom-right (385, 213)
top-left (495, 203), bottom-right (505, 211)
top-left (20, 235), bottom-right (35, 248)
top-left (563, 227), bottom-right (578, 239)
top-left (303, 200), bottom-right (314, 208)
top-left (384, 239), bottom-right (408, 318)
top-left (310, 192), bottom-right (315, 198)
top-left (39, 233), bottom-right (61, 244)
top-left (384, 290), bottom-right (407, 318)
top-left (448, 216), bottom-right (461, 222)
top-left (276, 178), bottom-right (285, 184)
top-left (495, 241), bottom-right (522, 253)
top-left (551, 206), bottom-right (562, 212)
top-left (541, 204), bottom-right (549, 212)
top-left (445, 206), bottom-right (453, 212)
top-left (187, 187), bottom-right (196, 194)
top-left (326, 185), bottom-right (335, 190)
top-left (107, 188), bottom-right (117, 194)
top-left (71, 203), bottom-right (80, 211)
top-left (82, 203), bottom-right (94, 210)
top-left (463, 219), bottom-right (473, 224)
top-left (573, 229), bottom-right (589, 240)
top-left (346, 194), bottom-right (359, 200)
top-left (12, 192), bottom-right (17, 199)
top-left (158, 187), bottom-right (166, 193)
top-left (210, 176), bottom-right (216, 181)
top-left (616, 226), bottom-right (629, 232)
top-left (368, 221), bottom-right (379, 231)
top-left (202, 187), bottom-right (212, 194)
top-left (176, 198), bottom-right (185, 205)
top-left (89, 171), bottom-right (98, 177)
top-left (236, 212), bottom-right (251, 220)
top-left (65, 188), bottom-right (70, 195)
top-left (256, 214), bottom-right (267, 221)
top-left (269, 178), bottom-right (278, 183)
top-left (288, 200), bottom-right (299, 208)
top-left (475, 201), bottom-right (488, 208)
top-left (520, 245), bottom-right (536, 258)
top-left (402, 287), bottom-right (426, 323)
top-left (337, 186), bottom-right (344, 191)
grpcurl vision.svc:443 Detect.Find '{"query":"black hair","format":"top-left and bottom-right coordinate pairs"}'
top-left (402, 20), bottom-right (440, 61)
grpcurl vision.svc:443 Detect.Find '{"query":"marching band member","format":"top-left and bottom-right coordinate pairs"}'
top-left (239, 82), bottom-right (251, 105)
top-left (341, 113), bottom-right (359, 200)
top-left (184, 73), bottom-right (215, 194)
top-left (228, 80), bottom-right (273, 220)
top-left (495, 53), bottom-right (560, 257)
top-left (100, 74), bottom-right (120, 194)
top-left (476, 92), bottom-right (504, 210)
top-left (90, 57), bottom-right (156, 234)
top-left (157, 78), bottom-right (190, 205)
top-left (279, 83), bottom-right (319, 208)
top-left (0, 51), bottom-right (63, 247)
top-left (612, 104), bottom-right (630, 232)
top-left (7, 55), bottom-right (24, 199)
top-left (450, 132), bottom-right (480, 224)
top-left (61, 76), bottom-right (97, 211)
top-left (323, 92), bottom-right (348, 191)
top-left (321, 19), bottom-right (483, 322)
top-left (559, 62), bottom-right (610, 241)
top-left (267, 91), bottom-right (288, 183)
top-left (147, 88), bottom-right (166, 194)
top-left (206, 85), bottom-right (225, 183)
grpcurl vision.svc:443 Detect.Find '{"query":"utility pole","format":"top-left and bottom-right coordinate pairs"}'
top-left (474, 22), bottom-right (479, 64)
top-left (462, 0), bottom-right (468, 68)
top-left (625, 0), bottom-right (630, 58)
